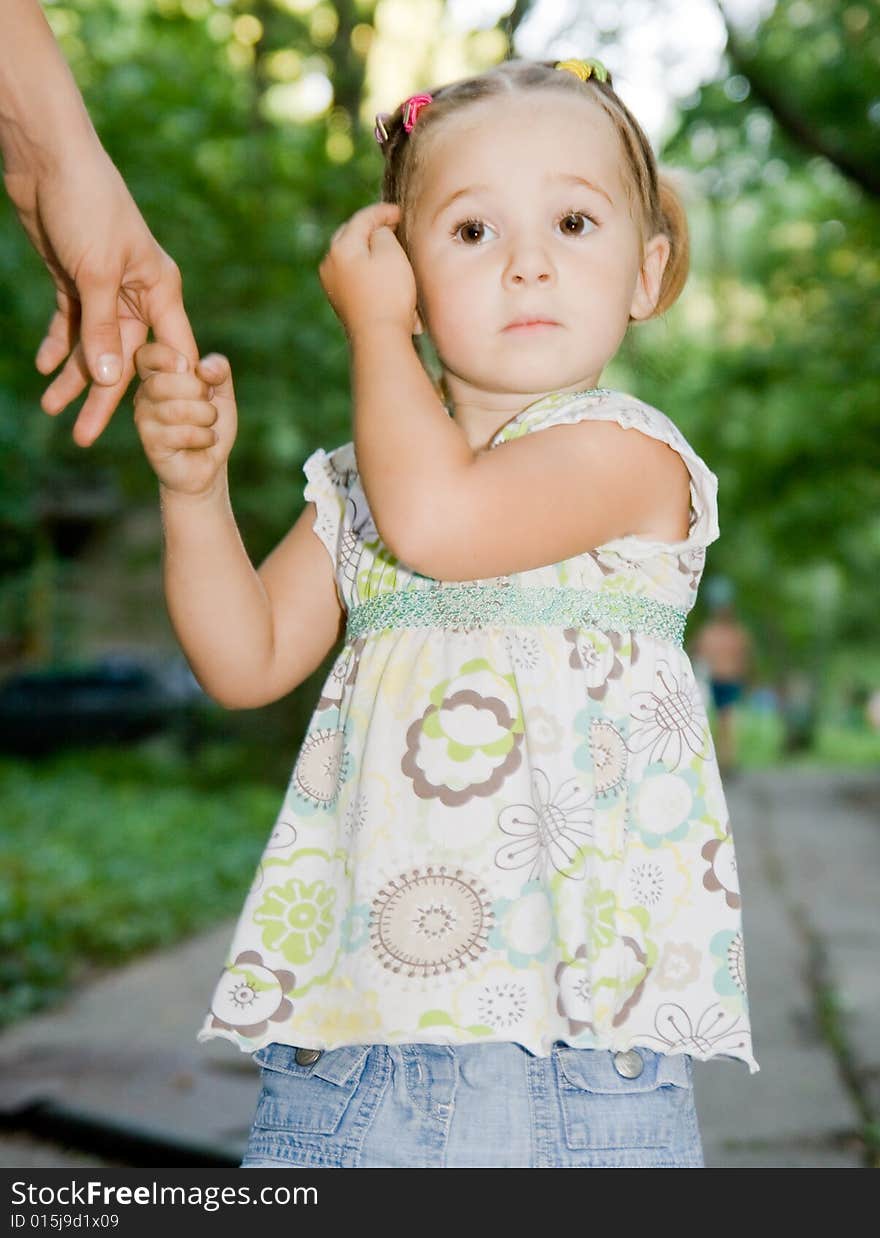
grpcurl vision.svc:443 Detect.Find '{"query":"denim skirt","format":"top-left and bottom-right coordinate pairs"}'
top-left (239, 1040), bottom-right (704, 1169)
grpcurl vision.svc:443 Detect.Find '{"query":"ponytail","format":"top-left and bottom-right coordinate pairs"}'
top-left (649, 172), bottom-right (690, 318)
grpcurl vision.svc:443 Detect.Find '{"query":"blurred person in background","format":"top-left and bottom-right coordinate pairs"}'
top-left (0, 0), bottom-right (196, 447)
top-left (691, 575), bottom-right (755, 776)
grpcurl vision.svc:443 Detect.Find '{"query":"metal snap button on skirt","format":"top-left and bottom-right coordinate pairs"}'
top-left (613, 1049), bottom-right (644, 1079)
top-left (294, 1047), bottom-right (323, 1065)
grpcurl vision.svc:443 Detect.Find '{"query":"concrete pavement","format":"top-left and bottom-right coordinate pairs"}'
top-left (1, 767), bottom-right (876, 1169)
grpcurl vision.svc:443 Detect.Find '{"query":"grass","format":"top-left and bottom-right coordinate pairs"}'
top-left (715, 706), bottom-right (880, 770)
top-left (1, 708), bottom-right (878, 1030)
top-left (0, 734), bottom-right (280, 1027)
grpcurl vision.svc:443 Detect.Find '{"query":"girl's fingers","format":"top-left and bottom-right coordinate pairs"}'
top-left (332, 202), bottom-right (400, 247)
top-left (156, 423), bottom-right (218, 451)
top-left (140, 371), bottom-right (212, 402)
top-left (362, 201), bottom-right (400, 218)
top-left (139, 398), bottom-right (218, 427)
top-left (195, 353), bottom-right (229, 385)
top-left (135, 341), bottom-right (190, 379)
top-left (195, 354), bottom-right (234, 402)
top-left (369, 223), bottom-right (405, 255)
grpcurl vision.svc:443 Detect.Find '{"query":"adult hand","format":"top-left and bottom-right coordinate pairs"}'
top-left (4, 145), bottom-right (198, 448)
top-left (318, 202), bottom-right (419, 342)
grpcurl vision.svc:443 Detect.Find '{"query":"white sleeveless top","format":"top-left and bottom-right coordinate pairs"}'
top-left (197, 387), bottom-right (759, 1074)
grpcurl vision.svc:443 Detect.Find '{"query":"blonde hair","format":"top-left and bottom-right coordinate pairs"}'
top-left (375, 59), bottom-right (690, 399)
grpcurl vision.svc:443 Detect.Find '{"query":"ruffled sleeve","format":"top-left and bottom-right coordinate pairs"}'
top-left (506, 390), bottom-right (720, 556)
top-left (302, 441), bottom-right (356, 570)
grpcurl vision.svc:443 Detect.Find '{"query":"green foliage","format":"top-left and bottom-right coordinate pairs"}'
top-left (723, 705), bottom-right (880, 770)
top-left (609, 0), bottom-right (880, 712)
top-left (0, 742), bottom-right (280, 1026)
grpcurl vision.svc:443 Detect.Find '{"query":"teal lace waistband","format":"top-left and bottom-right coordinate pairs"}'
top-left (344, 585), bottom-right (687, 646)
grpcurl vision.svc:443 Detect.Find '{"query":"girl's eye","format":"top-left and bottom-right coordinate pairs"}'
top-left (452, 218), bottom-right (496, 245)
top-left (558, 211), bottom-right (596, 236)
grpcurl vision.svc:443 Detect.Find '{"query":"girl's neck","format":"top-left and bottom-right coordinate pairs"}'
top-left (446, 375), bottom-right (606, 453)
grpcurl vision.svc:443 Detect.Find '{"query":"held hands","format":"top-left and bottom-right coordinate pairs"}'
top-left (318, 202), bottom-right (420, 340)
top-left (133, 344), bottom-right (237, 499)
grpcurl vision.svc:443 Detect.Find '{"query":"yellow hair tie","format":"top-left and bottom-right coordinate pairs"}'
top-left (555, 58), bottom-right (610, 84)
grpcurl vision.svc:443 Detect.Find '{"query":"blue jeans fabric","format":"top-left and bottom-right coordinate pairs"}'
top-left (239, 1041), bottom-right (704, 1168)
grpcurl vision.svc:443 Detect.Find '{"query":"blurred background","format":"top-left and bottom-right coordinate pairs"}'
top-left (1, 0), bottom-right (879, 1167)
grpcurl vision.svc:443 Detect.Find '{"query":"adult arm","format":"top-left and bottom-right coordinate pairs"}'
top-left (0, 0), bottom-right (197, 446)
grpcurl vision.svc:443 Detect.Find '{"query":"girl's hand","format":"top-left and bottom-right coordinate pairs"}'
top-left (318, 202), bottom-right (418, 340)
top-left (133, 343), bottom-right (238, 498)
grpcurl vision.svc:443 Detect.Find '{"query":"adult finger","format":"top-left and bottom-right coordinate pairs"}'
top-left (77, 271), bottom-right (126, 386)
top-left (40, 345), bottom-right (90, 416)
top-left (147, 259), bottom-right (199, 371)
top-left (35, 299), bottom-right (76, 375)
top-left (72, 315), bottom-right (147, 447)
top-left (72, 370), bottom-right (133, 448)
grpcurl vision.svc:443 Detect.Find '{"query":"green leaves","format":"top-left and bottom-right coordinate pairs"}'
top-left (618, 0), bottom-right (880, 711)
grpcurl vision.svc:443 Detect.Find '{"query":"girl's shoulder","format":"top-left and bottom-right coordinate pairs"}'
top-left (301, 442), bottom-right (358, 566)
top-left (304, 441), bottom-right (358, 493)
top-left (490, 388), bottom-right (695, 457)
top-left (491, 387), bottom-right (720, 551)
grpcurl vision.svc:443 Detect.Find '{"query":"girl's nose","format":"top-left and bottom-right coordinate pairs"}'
top-left (503, 240), bottom-right (555, 287)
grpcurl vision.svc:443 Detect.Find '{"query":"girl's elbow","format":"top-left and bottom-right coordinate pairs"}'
top-left (197, 679), bottom-right (264, 711)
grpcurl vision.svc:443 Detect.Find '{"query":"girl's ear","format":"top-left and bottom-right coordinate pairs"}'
top-left (629, 232), bottom-right (671, 321)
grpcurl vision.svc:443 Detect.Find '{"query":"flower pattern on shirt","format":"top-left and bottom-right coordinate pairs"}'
top-left (198, 388), bottom-right (758, 1074)
top-left (494, 769), bottom-right (593, 881)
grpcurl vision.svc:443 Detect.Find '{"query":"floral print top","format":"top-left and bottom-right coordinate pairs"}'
top-left (197, 387), bottom-right (759, 1073)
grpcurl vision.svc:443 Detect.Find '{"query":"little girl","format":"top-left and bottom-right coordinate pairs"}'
top-left (134, 56), bottom-right (759, 1170)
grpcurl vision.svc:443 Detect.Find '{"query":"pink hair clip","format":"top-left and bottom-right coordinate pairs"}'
top-left (402, 92), bottom-right (433, 133)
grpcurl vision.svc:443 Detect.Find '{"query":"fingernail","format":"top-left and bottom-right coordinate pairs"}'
top-left (176, 355), bottom-right (188, 373)
top-left (96, 354), bottom-right (122, 384)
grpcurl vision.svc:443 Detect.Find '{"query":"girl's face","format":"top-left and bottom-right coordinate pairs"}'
top-left (406, 91), bottom-right (670, 412)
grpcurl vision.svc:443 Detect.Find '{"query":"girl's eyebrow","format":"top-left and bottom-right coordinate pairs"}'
top-left (556, 172), bottom-right (614, 207)
top-left (431, 171), bottom-right (614, 223)
top-left (431, 183), bottom-right (490, 223)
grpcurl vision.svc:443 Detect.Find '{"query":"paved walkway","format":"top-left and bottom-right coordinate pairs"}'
top-left (1, 767), bottom-right (877, 1169)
